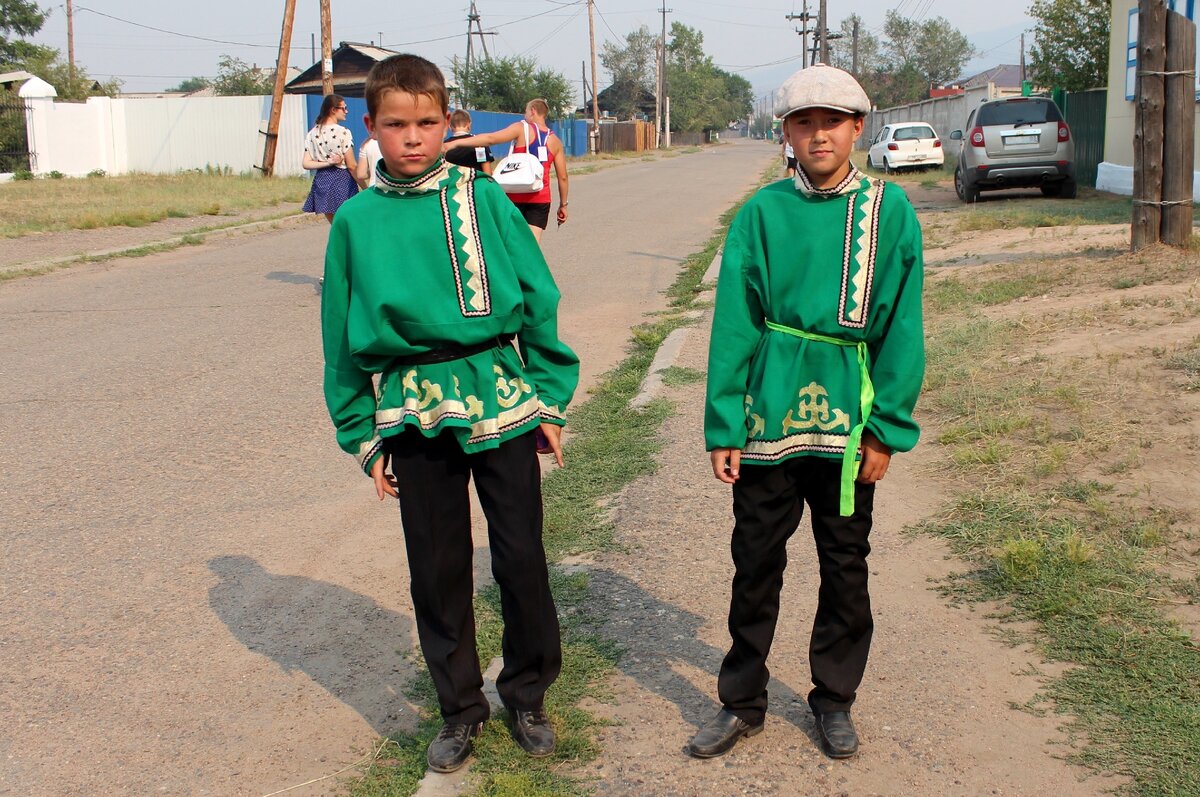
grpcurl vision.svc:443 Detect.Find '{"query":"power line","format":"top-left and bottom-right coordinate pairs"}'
top-left (74, 5), bottom-right (276, 48)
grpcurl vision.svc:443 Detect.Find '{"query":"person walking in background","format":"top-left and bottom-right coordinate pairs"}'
top-left (688, 63), bottom-right (925, 762)
top-left (302, 94), bottom-right (359, 223)
top-left (356, 130), bottom-right (382, 189)
top-left (321, 54), bottom-right (579, 775)
top-left (444, 109), bottom-right (494, 175)
top-left (443, 99), bottom-right (569, 242)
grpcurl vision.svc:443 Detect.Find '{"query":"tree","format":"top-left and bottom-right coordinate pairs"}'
top-left (600, 24), bottom-right (657, 119)
top-left (666, 22), bottom-right (752, 132)
top-left (17, 45), bottom-right (121, 99)
top-left (168, 76), bottom-right (212, 93)
top-left (212, 55), bottom-right (273, 96)
top-left (860, 11), bottom-right (974, 106)
top-left (451, 55), bottom-right (573, 118)
top-left (828, 14), bottom-right (883, 77)
top-left (0, 0), bottom-right (47, 65)
top-left (1028, 0), bottom-right (1110, 91)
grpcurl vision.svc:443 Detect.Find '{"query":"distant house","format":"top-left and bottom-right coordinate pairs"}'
top-left (286, 42), bottom-right (456, 98)
top-left (597, 84), bottom-right (656, 120)
top-left (933, 64), bottom-right (1027, 98)
top-left (1097, 0), bottom-right (1200, 196)
top-left (0, 70), bottom-right (56, 97)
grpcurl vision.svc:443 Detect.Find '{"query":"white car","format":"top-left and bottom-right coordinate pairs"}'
top-left (866, 122), bottom-right (944, 173)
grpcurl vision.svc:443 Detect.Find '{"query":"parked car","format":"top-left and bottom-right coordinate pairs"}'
top-left (949, 96), bottom-right (1076, 202)
top-left (865, 122), bottom-right (944, 173)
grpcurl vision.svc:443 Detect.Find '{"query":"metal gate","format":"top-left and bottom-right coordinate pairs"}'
top-left (1062, 88), bottom-right (1108, 188)
top-left (0, 95), bottom-right (32, 173)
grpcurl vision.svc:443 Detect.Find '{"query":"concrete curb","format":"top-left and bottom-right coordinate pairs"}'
top-left (412, 656), bottom-right (505, 797)
top-left (629, 250), bottom-right (721, 409)
top-left (0, 212), bottom-right (316, 277)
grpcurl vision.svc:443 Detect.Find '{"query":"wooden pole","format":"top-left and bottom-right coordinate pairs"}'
top-left (1132, 0), bottom-right (1167, 252)
top-left (1162, 10), bottom-right (1196, 246)
top-left (587, 0), bottom-right (600, 154)
top-left (319, 0), bottom-right (334, 96)
top-left (261, 0), bottom-right (296, 178)
top-left (818, 0), bottom-right (829, 64)
top-left (66, 0), bottom-right (76, 86)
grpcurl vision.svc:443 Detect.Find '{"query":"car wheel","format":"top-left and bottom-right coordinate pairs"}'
top-left (1040, 182), bottom-right (1061, 197)
top-left (954, 166), bottom-right (979, 203)
top-left (883, 158), bottom-right (895, 175)
top-left (866, 154), bottom-right (875, 170)
top-left (1060, 177), bottom-right (1077, 199)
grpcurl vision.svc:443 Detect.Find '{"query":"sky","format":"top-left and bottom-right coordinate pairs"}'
top-left (28, 1), bottom-right (1035, 101)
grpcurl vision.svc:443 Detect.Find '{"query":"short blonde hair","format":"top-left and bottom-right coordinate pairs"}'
top-left (526, 98), bottom-right (550, 118)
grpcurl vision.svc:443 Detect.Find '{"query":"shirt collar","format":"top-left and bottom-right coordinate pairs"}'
top-left (793, 165), bottom-right (868, 198)
top-left (374, 157), bottom-right (451, 195)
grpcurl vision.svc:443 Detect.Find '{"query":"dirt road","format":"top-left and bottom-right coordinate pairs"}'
top-left (0, 140), bottom-right (775, 796)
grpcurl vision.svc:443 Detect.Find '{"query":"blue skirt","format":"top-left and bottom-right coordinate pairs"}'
top-left (303, 167), bottom-right (359, 214)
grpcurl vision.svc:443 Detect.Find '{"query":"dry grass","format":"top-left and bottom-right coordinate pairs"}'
top-left (0, 172), bottom-right (310, 238)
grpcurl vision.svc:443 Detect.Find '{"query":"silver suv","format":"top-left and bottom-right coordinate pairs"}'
top-left (949, 96), bottom-right (1076, 202)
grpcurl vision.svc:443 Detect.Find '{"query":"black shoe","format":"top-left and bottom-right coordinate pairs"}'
top-left (814, 710), bottom-right (859, 759)
top-left (426, 721), bottom-right (483, 773)
top-left (509, 708), bottom-right (555, 757)
top-left (686, 709), bottom-right (764, 758)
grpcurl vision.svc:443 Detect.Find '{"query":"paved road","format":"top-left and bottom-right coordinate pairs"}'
top-left (0, 139), bottom-right (777, 796)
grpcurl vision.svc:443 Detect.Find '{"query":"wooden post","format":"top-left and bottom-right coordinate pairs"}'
top-left (66, 0), bottom-right (76, 87)
top-left (261, 0), bottom-right (297, 178)
top-left (1133, 0), bottom-right (1167, 252)
top-left (320, 0), bottom-right (334, 96)
top-left (1162, 10), bottom-right (1196, 246)
top-left (587, 0), bottom-right (600, 154)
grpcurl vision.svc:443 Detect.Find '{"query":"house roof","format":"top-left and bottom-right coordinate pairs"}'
top-left (285, 42), bottom-right (456, 97)
top-left (956, 64), bottom-right (1024, 89)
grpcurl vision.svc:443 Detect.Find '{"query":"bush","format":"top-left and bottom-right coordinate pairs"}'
top-left (47, 170), bottom-right (65, 179)
top-left (87, 169), bottom-right (106, 178)
top-left (11, 169), bottom-right (34, 181)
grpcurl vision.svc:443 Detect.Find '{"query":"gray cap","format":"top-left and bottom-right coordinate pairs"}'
top-left (774, 63), bottom-right (871, 118)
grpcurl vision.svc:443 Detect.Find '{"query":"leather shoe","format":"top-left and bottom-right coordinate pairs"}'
top-left (814, 710), bottom-right (859, 759)
top-left (686, 709), bottom-right (764, 758)
top-left (509, 708), bottom-right (555, 757)
top-left (426, 721), bottom-right (483, 773)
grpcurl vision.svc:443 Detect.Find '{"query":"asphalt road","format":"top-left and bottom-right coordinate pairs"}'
top-left (0, 139), bottom-right (777, 796)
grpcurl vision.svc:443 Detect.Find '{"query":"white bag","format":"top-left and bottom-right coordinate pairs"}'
top-left (494, 122), bottom-right (545, 194)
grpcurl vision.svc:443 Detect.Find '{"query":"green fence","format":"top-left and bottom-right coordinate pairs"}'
top-left (1062, 88), bottom-right (1107, 188)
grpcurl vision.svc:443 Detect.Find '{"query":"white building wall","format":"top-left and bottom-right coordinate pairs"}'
top-left (20, 94), bottom-right (308, 178)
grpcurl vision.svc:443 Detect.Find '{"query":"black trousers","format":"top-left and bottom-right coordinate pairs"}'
top-left (386, 428), bottom-right (561, 725)
top-left (717, 457), bottom-right (875, 724)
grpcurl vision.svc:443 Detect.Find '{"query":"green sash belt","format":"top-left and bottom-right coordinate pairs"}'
top-left (765, 319), bottom-right (875, 517)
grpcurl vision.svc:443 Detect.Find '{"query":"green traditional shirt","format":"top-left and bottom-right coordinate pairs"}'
top-left (705, 166), bottom-right (925, 476)
top-left (321, 158), bottom-right (579, 475)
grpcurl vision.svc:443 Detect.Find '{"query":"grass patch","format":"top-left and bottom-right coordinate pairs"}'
top-left (348, 160), bottom-right (779, 797)
top-left (919, 246), bottom-right (1200, 795)
top-left (0, 172), bottom-right (309, 237)
top-left (951, 191), bottom-right (1165, 233)
top-left (659, 366), bottom-right (705, 386)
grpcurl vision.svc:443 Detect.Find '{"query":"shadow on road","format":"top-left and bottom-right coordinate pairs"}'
top-left (266, 271), bottom-right (322, 292)
top-left (585, 568), bottom-right (818, 744)
top-left (208, 555), bottom-right (419, 734)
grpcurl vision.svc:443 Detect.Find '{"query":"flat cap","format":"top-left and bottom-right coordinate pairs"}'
top-left (774, 63), bottom-right (871, 118)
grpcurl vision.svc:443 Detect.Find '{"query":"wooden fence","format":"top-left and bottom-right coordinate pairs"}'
top-left (597, 120), bottom-right (656, 153)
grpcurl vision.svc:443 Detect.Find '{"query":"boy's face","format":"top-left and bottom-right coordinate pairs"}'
top-left (365, 89), bottom-right (450, 178)
top-left (783, 107), bottom-right (863, 189)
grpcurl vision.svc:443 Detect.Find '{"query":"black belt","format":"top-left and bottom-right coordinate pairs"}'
top-left (392, 333), bottom-right (515, 367)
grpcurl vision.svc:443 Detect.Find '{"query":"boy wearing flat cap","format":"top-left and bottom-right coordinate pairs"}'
top-left (688, 64), bottom-right (925, 760)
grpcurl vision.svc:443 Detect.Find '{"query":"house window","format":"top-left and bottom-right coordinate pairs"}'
top-left (1129, 2), bottom-right (1200, 101)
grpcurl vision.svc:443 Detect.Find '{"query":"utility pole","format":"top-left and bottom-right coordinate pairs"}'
top-left (262, 0), bottom-right (297, 178)
top-left (463, 2), bottom-right (497, 108)
top-left (852, 17), bottom-right (860, 76)
top-left (817, 0), bottom-right (829, 64)
top-left (1132, 0), bottom-right (1166, 251)
top-left (658, 6), bottom-right (671, 147)
top-left (785, 1), bottom-right (812, 69)
top-left (1020, 33), bottom-right (1026, 84)
top-left (587, 0), bottom-right (600, 153)
top-left (319, 0), bottom-right (333, 96)
top-left (65, 0), bottom-right (76, 86)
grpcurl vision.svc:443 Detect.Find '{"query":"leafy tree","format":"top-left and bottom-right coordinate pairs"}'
top-left (451, 55), bottom-right (573, 118)
top-left (0, 0), bottom-right (47, 65)
top-left (665, 22), bottom-right (752, 132)
top-left (1028, 0), bottom-right (1110, 91)
top-left (16, 45), bottom-right (121, 99)
top-left (827, 14), bottom-right (883, 77)
top-left (600, 24), bottom-right (657, 119)
top-left (862, 11), bottom-right (974, 106)
top-left (168, 76), bottom-right (212, 93)
top-left (213, 55), bottom-right (273, 96)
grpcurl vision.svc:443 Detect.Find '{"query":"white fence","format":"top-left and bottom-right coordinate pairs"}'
top-left (862, 84), bottom-right (999, 146)
top-left (21, 94), bottom-right (309, 178)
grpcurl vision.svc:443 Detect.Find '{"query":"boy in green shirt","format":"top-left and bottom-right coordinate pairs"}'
top-left (321, 54), bottom-right (579, 773)
top-left (689, 64), bottom-right (925, 761)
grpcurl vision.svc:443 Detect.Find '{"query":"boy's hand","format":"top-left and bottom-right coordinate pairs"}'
top-left (556, 204), bottom-right (569, 226)
top-left (856, 433), bottom-right (892, 484)
top-left (711, 448), bottom-right (741, 484)
top-left (538, 422), bottom-right (564, 467)
top-left (370, 456), bottom-right (399, 500)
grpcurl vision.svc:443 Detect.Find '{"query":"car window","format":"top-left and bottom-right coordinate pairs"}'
top-left (977, 100), bottom-right (1061, 126)
top-left (893, 126), bottom-right (935, 141)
